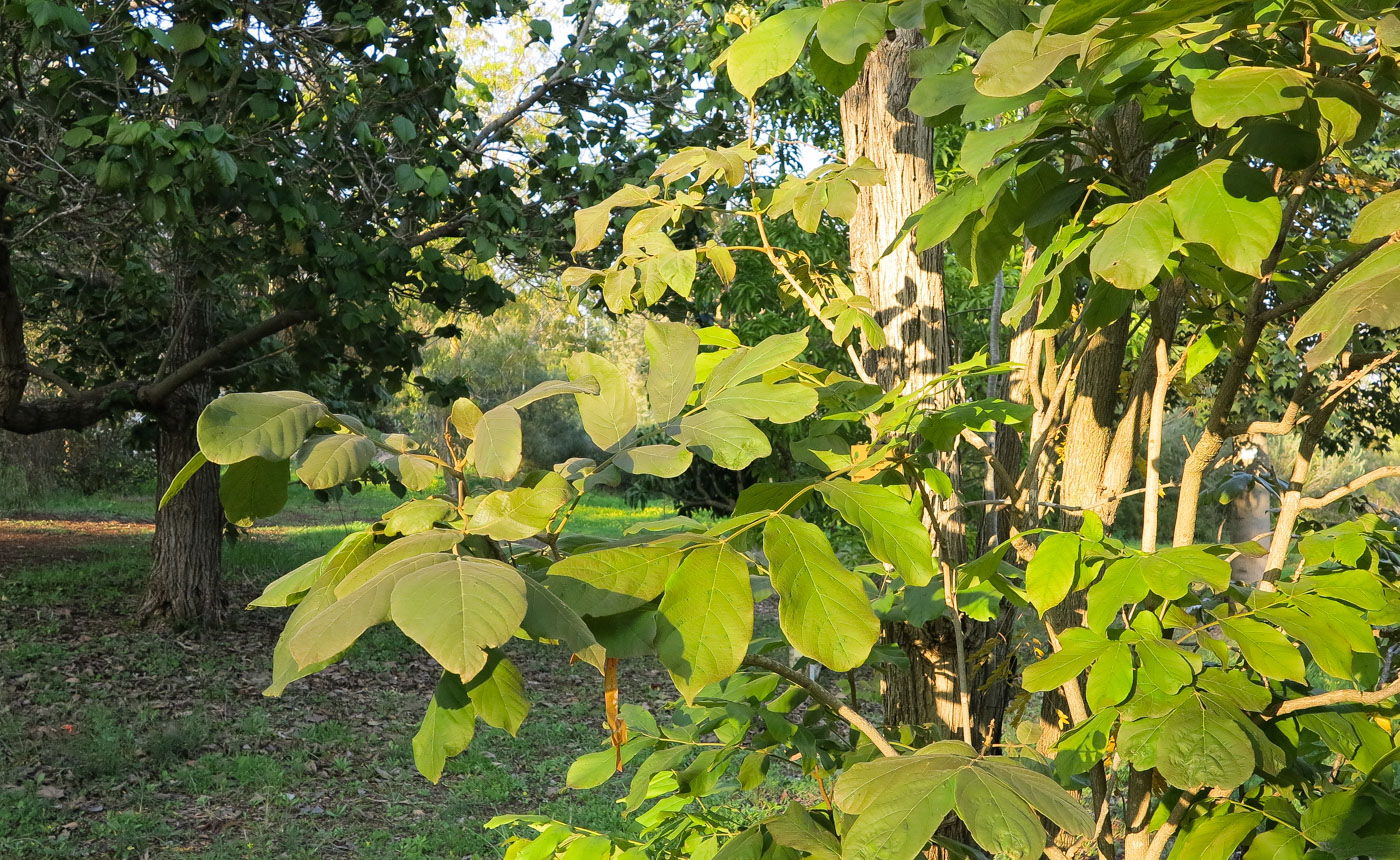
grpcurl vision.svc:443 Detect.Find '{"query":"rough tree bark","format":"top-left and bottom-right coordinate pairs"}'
top-left (139, 285), bottom-right (225, 628)
top-left (836, 25), bottom-right (1011, 748)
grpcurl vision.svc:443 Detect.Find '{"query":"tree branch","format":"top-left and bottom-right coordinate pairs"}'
top-left (1271, 675), bottom-right (1400, 718)
top-left (1301, 466), bottom-right (1400, 509)
top-left (740, 654), bottom-right (897, 758)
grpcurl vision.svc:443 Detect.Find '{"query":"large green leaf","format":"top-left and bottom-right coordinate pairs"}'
top-left (763, 515), bottom-right (878, 671)
top-left (655, 544), bottom-right (753, 702)
top-left (814, 1), bottom-right (887, 65)
top-left (519, 575), bottom-right (607, 670)
top-left (765, 803), bottom-right (840, 860)
top-left (1219, 616), bottom-right (1306, 682)
top-left (413, 670), bottom-right (476, 783)
top-left (466, 483), bottom-right (567, 541)
top-left (704, 382), bottom-right (818, 424)
top-left (390, 558), bottom-right (528, 680)
top-left (1106, 547), bottom-right (1230, 601)
top-left (1192, 66), bottom-right (1310, 127)
top-left (1025, 532), bottom-right (1081, 616)
top-left (219, 456), bottom-right (289, 526)
top-left (197, 391), bottom-right (327, 464)
top-left (450, 397), bottom-right (483, 439)
top-left (294, 434), bottom-right (375, 490)
top-left (1243, 828), bottom-right (1306, 860)
top-left (725, 7), bottom-right (823, 99)
top-left (1300, 788), bottom-right (1371, 845)
top-left (972, 29), bottom-right (1084, 97)
top-left (839, 768), bottom-right (957, 860)
top-left (644, 320), bottom-right (699, 422)
top-left (1089, 197), bottom-right (1175, 290)
top-left (1166, 161), bottom-right (1282, 276)
top-left (394, 454), bottom-right (437, 492)
top-left (615, 444), bottom-right (693, 478)
top-left (1044, 0), bottom-right (1140, 34)
top-left (675, 410), bottom-right (771, 470)
top-left (335, 529), bottom-right (463, 598)
top-left (701, 331), bottom-right (807, 398)
top-left (547, 544), bottom-right (687, 617)
top-left (266, 585), bottom-right (342, 696)
top-left (1085, 556), bottom-right (1151, 633)
top-left (289, 552), bottom-right (458, 668)
top-left (1288, 242), bottom-right (1400, 369)
top-left (471, 404), bottom-right (522, 481)
top-left (466, 652), bottom-right (529, 736)
top-left (566, 352), bottom-right (638, 452)
top-left (1157, 701), bottom-right (1256, 789)
top-left (1257, 603), bottom-right (1368, 680)
top-left (1168, 811), bottom-right (1265, 860)
top-left (249, 557), bottom-right (322, 609)
top-left (817, 480), bottom-right (937, 587)
top-left (1022, 628), bottom-right (1109, 692)
top-left (1085, 641), bottom-right (1134, 710)
top-left (381, 498), bottom-right (457, 536)
top-left (954, 769), bottom-right (1045, 860)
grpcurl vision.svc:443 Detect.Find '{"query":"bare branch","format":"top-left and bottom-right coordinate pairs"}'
top-left (1301, 466), bottom-right (1400, 509)
top-left (1271, 675), bottom-right (1400, 718)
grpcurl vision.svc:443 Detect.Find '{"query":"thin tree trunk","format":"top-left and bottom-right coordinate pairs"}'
top-left (140, 288), bottom-right (225, 628)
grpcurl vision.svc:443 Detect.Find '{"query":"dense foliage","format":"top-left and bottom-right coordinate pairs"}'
top-left (183, 1), bottom-right (1400, 859)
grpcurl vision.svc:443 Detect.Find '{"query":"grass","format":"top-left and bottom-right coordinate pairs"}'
top-left (0, 485), bottom-right (748, 859)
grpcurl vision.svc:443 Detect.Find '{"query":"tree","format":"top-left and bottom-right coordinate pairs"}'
top-left (203, 2), bottom-right (1400, 860)
top-left (0, 0), bottom-right (752, 627)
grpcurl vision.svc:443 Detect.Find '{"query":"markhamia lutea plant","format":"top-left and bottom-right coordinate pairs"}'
top-left (180, 1), bottom-right (1400, 859)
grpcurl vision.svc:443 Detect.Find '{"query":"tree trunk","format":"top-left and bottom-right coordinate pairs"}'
top-left (836, 25), bottom-right (1010, 751)
top-left (140, 290), bottom-right (225, 628)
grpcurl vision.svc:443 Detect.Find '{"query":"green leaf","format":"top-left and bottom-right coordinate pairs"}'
top-left (836, 757), bottom-right (961, 860)
top-left (815, 1), bottom-right (887, 65)
top-left (701, 331), bottom-right (807, 398)
top-left (547, 545), bottom-right (686, 617)
top-left (705, 382), bottom-right (818, 424)
top-left (725, 7), bottom-right (823, 99)
top-left (395, 454), bottom-right (437, 492)
top-left (1044, 0), bottom-right (1140, 34)
top-left (390, 557), bottom-right (528, 680)
top-left (818, 480), bottom-right (937, 587)
top-left (1085, 641), bottom-right (1134, 710)
top-left (159, 452), bottom-right (208, 510)
top-left (644, 321), bottom-right (699, 422)
top-left (519, 576), bottom-right (606, 671)
top-left (675, 410), bottom-right (771, 470)
top-left (616, 445), bottom-right (693, 478)
top-left (656, 545), bottom-right (753, 702)
top-left (566, 353), bottom-right (638, 452)
top-left (413, 671), bottom-right (476, 783)
top-left (1243, 828), bottom-right (1306, 860)
top-left (381, 498), bottom-right (456, 536)
top-left (954, 769), bottom-right (1045, 860)
top-left (1314, 78), bottom-right (1380, 149)
top-left (1022, 629), bottom-right (1108, 692)
top-left (1219, 616), bottom-right (1306, 682)
top-left (972, 29), bottom-right (1083, 97)
top-left (248, 557), bottom-right (321, 609)
top-left (1165, 161), bottom-right (1282, 276)
top-left (266, 585), bottom-right (342, 696)
top-left (1157, 702), bottom-right (1255, 789)
top-left (1025, 532), bottom-right (1081, 617)
top-left (472, 404), bottom-right (522, 481)
top-left (566, 748), bottom-right (620, 790)
top-left (1301, 789), bottom-right (1371, 845)
top-left (220, 457), bottom-right (289, 526)
top-left (766, 803), bottom-right (840, 860)
top-left (763, 515), bottom-right (879, 671)
top-left (1109, 547), bottom-right (1231, 601)
top-left (198, 391), bottom-right (327, 464)
top-left (466, 483), bottom-right (567, 541)
top-left (503, 378), bottom-right (601, 410)
top-left (289, 552), bottom-right (458, 668)
top-left (335, 530), bottom-right (463, 598)
top-left (295, 434), bottom-right (375, 490)
top-left (1089, 197), bottom-right (1174, 290)
top-left (1085, 557), bottom-right (1151, 633)
top-left (466, 653), bottom-right (528, 736)
top-left (1257, 604), bottom-right (1367, 680)
top-left (1289, 242), bottom-right (1400, 370)
top-left (1054, 708), bottom-right (1117, 779)
top-left (450, 397), bottom-right (483, 438)
top-left (1168, 811), bottom-right (1264, 860)
top-left (571, 184), bottom-right (654, 253)
top-left (169, 21), bottom-right (206, 52)
top-left (1191, 67), bottom-right (1310, 127)
top-left (1134, 637), bottom-right (1199, 694)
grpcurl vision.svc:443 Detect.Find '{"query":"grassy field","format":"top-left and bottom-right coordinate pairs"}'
top-left (0, 485), bottom-right (786, 858)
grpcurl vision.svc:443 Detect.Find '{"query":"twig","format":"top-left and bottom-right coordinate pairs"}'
top-left (1271, 676), bottom-right (1400, 718)
top-left (1300, 466), bottom-right (1400, 509)
top-left (740, 654), bottom-right (897, 758)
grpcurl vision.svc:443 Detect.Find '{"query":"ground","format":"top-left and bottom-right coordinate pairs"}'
top-left (0, 486), bottom-right (799, 858)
